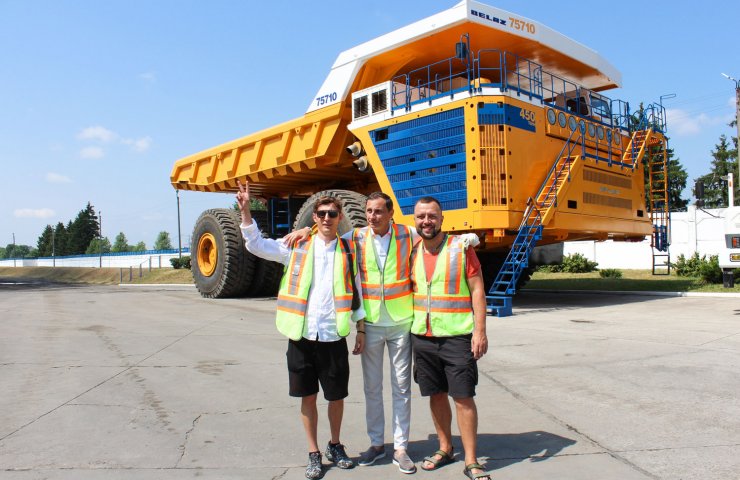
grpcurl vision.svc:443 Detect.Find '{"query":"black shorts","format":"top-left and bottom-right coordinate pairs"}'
top-left (286, 338), bottom-right (349, 401)
top-left (411, 334), bottom-right (477, 398)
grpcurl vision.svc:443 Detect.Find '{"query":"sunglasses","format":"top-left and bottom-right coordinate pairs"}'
top-left (316, 210), bottom-right (339, 219)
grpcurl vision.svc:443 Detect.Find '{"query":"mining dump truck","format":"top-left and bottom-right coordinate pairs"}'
top-left (170, 0), bottom-right (669, 315)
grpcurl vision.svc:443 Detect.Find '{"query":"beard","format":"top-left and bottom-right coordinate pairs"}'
top-left (416, 224), bottom-right (441, 240)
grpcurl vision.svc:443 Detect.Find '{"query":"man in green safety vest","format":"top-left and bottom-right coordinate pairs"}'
top-left (237, 180), bottom-right (366, 480)
top-left (410, 196), bottom-right (491, 480)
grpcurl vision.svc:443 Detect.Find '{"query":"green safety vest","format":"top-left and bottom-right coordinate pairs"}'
top-left (352, 224), bottom-right (413, 323)
top-left (275, 235), bottom-right (355, 341)
top-left (410, 235), bottom-right (474, 336)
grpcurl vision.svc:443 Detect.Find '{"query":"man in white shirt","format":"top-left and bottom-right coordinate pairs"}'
top-left (237, 180), bottom-right (366, 480)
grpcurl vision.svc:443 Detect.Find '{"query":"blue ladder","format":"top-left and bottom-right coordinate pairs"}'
top-left (486, 205), bottom-right (543, 316)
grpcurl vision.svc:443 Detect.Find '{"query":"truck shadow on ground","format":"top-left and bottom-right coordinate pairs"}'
top-left (0, 279), bottom-right (88, 291)
top-left (512, 290), bottom-right (684, 314)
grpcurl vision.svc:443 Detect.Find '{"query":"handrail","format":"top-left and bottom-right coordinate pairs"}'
top-left (535, 124), bottom-right (584, 207)
top-left (635, 103), bottom-right (667, 133)
top-left (390, 36), bottom-right (637, 132)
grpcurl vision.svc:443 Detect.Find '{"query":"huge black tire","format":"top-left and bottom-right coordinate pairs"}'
top-left (292, 190), bottom-right (368, 234)
top-left (247, 230), bottom-right (284, 297)
top-left (191, 209), bottom-right (257, 298)
top-left (477, 251), bottom-right (535, 294)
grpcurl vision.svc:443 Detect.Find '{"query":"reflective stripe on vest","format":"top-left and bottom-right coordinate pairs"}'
top-left (275, 235), bottom-right (354, 340)
top-left (410, 235), bottom-right (474, 336)
top-left (353, 224), bottom-right (413, 323)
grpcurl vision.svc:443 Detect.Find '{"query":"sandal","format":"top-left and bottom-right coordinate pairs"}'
top-left (421, 448), bottom-right (455, 471)
top-left (463, 463), bottom-right (491, 480)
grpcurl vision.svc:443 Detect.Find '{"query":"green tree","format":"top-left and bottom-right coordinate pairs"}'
top-left (5, 244), bottom-right (32, 258)
top-left (232, 199), bottom-right (266, 212)
top-left (154, 231), bottom-right (173, 250)
top-left (132, 241), bottom-right (147, 252)
top-left (37, 225), bottom-right (54, 257)
top-left (112, 232), bottom-right (130, 253)
top-left (643, 144), bottom-right (688, 211)
top-left (0, 247), bottom-right (5, 258)
top-left (53, 222), bottom-right (69, 256)
top-left (86, 237), bottom-right (111, 254)
top-left (696, 135), bottom-right (739, 208)
top-left (67, 202), bottom-right (100, 254)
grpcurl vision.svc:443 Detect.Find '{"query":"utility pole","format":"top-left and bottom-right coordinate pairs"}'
top-left (12, 232), bottom-right (16, 268)
top-left (722, 73), bottom-right (740, 207)
top-left (176, 190), bottom-right (182, 258)
top-left (52, 229), bottom-right (56, 267)
top-left (99, 211), bottom-right (103, 268)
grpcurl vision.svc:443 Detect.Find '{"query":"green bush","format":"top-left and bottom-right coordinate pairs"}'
top-left (674, 253), bottom-right (740, 284)
top-left (560, 253), bottom-right (598, 273)
top-left (536, 254), bottom-right (598, 273)
top-left (698, 255), bottom-right (722, 284)
top-left (599, 268), bottom-right (622, 278)
top-left (170, 256), bottom-right (192, 270)
top-left (673, 253), bottom-right (705, 277)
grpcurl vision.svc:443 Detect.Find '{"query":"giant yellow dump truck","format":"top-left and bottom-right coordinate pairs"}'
top-left (170, 0), bottom-right (669, 315)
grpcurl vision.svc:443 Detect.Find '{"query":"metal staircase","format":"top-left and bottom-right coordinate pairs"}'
top-left (486, 127), bottom-right (584, 316)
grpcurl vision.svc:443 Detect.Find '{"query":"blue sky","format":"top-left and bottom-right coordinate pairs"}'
top-left (1, 0), bottom-right (738, 249)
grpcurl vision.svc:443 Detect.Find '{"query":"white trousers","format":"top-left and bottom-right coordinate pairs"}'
top-left (361, 323), bottom-right (412, 450)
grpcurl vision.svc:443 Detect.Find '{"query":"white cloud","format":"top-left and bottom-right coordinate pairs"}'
top-left (122, 136), bottom-right (153, 152)
top-left (138, 71), bottom-right (156, 83)
top-left (666, 108), bottom-right (728, 136)
top-left (14, 208), bottom-right (55, 219)
top-left (76, 125), bottom-right (152, 155)
top-left (80, 146), bottom-right (105, 159)
top-left (77, 126), bottom-right (117, 142)
top-left (46, 172), bottom-right (72, 183)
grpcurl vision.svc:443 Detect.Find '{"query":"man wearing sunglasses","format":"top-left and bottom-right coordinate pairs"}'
top-left (237, 180), bottom-right (366, 480)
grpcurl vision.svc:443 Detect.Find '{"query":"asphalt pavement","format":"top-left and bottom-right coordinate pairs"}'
top-left (1, 283), bottom-right (739, 479)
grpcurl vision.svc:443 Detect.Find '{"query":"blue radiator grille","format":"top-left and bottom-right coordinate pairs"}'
top-left (371, 108), bottom-right (467, 215)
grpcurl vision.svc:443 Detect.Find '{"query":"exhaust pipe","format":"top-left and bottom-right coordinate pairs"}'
top-left (346, 141), bottom-right (363, 157)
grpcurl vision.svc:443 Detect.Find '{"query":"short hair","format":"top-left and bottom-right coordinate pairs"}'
top-left (366, 192), bottom-right (393, 211)
top-left (313, 195), bottom-right (343, 214)
top-left (414, 196), bottom-right (442, 210)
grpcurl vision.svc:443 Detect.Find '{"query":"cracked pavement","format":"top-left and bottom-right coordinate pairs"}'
top-left (0, 284), bottom-right (739, 479)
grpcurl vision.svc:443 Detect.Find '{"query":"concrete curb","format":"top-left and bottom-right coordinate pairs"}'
top-left (523, 288), bottom-right (740, 298)
top-left (117, 283), bottom-right (196, 288)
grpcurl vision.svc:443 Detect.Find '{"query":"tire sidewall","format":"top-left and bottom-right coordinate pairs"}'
top-left (192, 213), bottom-right (227, 296)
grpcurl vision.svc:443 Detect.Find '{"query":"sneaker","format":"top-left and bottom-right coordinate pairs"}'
top-left (358, 445), bottom-right (386, 466)
top-left (305, 451), bottom-right (323, 479)
top-left (393, 450), bottom-right (417, 474)
top-left (325, 441), bottom-right (354, 469)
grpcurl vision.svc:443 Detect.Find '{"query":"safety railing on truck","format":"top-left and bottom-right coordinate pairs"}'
top-left (390, 41), bottom-right (634, 133)
top-left (635, 103), bottom-right (667, 133)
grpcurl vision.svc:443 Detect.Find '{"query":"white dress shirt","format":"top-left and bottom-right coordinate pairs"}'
top-left (241, 220), bottom-right (365, 342)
